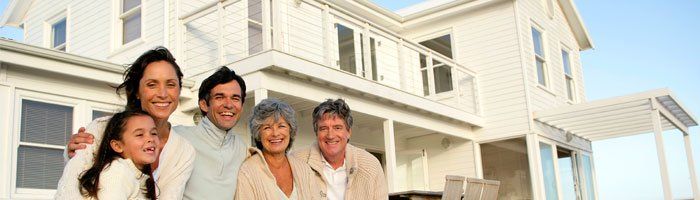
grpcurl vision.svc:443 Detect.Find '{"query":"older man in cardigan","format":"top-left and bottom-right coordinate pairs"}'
top-left (292, 99), bottom-right (388, 200)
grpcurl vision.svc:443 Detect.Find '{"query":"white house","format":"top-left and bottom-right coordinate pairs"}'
top-left (0, 0), bottom-right (697, 199)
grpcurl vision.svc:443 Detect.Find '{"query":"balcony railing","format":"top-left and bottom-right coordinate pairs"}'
top-left (178, 0), bottom-right (480, 115)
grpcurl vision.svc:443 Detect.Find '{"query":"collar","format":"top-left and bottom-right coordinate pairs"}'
top-left (308, 142), bottom-right (358, 178)
top-left (198, 116), bottom-right (236, 148)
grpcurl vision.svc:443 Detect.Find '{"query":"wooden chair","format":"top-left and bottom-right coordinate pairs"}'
top-left (464, 178), bottom-right (500, 200)
top-left (441, 175), bottom-right (465, 200)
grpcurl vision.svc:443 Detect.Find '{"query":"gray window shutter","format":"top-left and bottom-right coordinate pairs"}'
top-left (17, 99), bottom-right (73, 189)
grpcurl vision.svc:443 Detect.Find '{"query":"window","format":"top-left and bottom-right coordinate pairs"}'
top-left (120, 0), bottom-right (141, 45)
top-left (16, 99), bottom-right (73, 190)
top-left (562, 50), bottom-right (575, 101)
top-left (51, 18), bottom-right (67, 51)
top-left (419, 34), bottom-right (452, 58)
top-left (336, 23), bottom-right (356, 74)
top-left (419, 54), bottom-right (454, 95)
top-left (419, 33), bottom-right (454, 95)
top-left (92, 110), bottom-right (113, 120)
top-left (532, 27), bottom-right (547, 86)
top-left (248, 0), bottom-right (263, 54)
top-left (539, 142), bottom-right (558, 200)
top-left (581, 154), bottom-right (596, 200)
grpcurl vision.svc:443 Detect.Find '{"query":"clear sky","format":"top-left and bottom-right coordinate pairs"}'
top-left (1, 0), bottom-right (699, 199)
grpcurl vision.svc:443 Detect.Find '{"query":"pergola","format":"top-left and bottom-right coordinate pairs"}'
top-left (534, 88), bottom-right (698, 200)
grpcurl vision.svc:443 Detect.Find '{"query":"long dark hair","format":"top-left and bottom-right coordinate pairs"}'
top-left (116, 47), bottom-right (183, 112)
top-left (78, 110), bottom-right (157, 199)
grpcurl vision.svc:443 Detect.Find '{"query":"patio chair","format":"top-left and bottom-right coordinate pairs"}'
top-left (464, 178), bottom-right (500, 200)
top-left (441, 175), bottom-right (465, 200)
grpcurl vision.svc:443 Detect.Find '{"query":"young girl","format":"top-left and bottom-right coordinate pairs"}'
top-left (78, 110), bottom-right (160, 199)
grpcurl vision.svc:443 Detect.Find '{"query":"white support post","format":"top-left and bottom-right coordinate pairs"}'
top-left (472, 140), bottom-right (484, 179)
top-left (0, 84), bottom-right (13, 198)
top-left (261, 0), bottom-right (272, 50)
top-left (383, 119), bottom-right (397, 193)
top-left (526, 133), bottom-right (543, 200)
top-left (254, 88), bottom-right (268, 105)
top-left (426, 53), bottom-right (435, 95)
top-left (217, 1), bottom-right (224, 65)
top-left (651, 109), bottom-right (673, 200)
top-left (321, 4), bottom-right (333, 67)
top-left (361, 23), bottom-right (372, 80)
top-left (683, 132), bottom-right (700, 200)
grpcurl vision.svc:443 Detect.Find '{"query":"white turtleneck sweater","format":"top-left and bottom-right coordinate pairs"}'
top-left (174, 116), bottom-right (248, 200)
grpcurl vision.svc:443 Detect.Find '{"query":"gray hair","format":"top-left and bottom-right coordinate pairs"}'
top-left (312, 98), bottom-right (353, 133)
top-left (248, 98), bottom-right (297, 152)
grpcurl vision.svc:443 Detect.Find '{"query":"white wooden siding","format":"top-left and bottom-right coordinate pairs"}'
top-left (516, 0), bottom-right (587, 142)
top-left (454, 2), bottom-right (529, 141)
top-left (283, 0), bottom-right (325, 64)
top-left (407, 134), bottom-right (476, 191)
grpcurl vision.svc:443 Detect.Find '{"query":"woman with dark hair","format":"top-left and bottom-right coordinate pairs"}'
top-left (235, 98), bottom-right (320, 200)
top-left (55, 47), bottom-right (195, 200)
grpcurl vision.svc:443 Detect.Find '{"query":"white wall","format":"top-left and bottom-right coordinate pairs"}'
top-left (404, 1), bottom-right (530, 142)
top-left (21, 0), bottom-right (168, 68)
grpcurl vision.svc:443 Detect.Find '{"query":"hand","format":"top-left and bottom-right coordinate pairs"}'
top-left (67, 127), bottom-right (94, 158)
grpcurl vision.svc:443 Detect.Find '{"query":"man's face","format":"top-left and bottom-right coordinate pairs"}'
top-left (316, 114), bottom-right (351, 162)
top-left (199, 80), bottom-right (243, 131)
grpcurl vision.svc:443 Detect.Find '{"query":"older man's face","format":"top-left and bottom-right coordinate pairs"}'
top-left (316, 114), bottom-right (351, 162)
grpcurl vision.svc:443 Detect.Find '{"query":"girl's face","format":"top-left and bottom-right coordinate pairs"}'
top-left (259, 116), bottom-right (291, 156)
top-left (138, 61), bottom-right (180, 122)
top-left (111, 115), bottom-right (160, 169)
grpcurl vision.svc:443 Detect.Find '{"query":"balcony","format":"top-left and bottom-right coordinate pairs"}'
top-left (177, 0), bottom-right (481, 116)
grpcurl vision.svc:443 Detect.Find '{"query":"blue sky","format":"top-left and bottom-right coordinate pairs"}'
top-left (1, 0), bottom-right (698, 199)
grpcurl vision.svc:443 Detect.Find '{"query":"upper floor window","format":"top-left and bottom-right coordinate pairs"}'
top-left (120, 0), bottom-right (141, 45)
top-left (248, 0), bottom-right (263, 54)
top-left (16, 99), bottom-right (73, 190)
top-left (420, 54), bottom-right (454, 96)
top-left (51, 18), bottom-right (67, 51)
top-left (532, 27), bottom-right (547, 86)
top-left (419, 34), bottom-right (452, 59)
top-left (562, 50), bottom-right (575, 101)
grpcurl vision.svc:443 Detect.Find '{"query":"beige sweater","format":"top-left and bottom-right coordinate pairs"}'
top-left (95, 158), bottom-right (150, 200)
top-left (235, 148), bottom-right (322, 200)
top-left (291, 143), bottom-right (388, 200)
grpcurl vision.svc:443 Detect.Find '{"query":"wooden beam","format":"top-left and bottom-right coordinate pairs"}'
top-left (652, 109), bottom-right (673, 200)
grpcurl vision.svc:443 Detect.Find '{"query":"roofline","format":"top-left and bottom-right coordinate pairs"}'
top-left (0, 0), bottom-right (33, 27)
top-left (327, 0), bottom-right (594, 50)
top-left (558, 0), bottom-right (594, 50)
top-left (0, 39), bottom-right (195, 87)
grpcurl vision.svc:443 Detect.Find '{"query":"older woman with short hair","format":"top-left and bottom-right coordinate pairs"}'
top-left (235, 98), bottom-right (320, 200)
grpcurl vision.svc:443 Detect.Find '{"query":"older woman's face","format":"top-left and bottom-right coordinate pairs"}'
top-left (138, 61), bottom-right (180, 122)
top-left (259, 116), bottom-right (291, 155)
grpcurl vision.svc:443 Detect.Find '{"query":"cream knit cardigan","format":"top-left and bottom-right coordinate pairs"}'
top-left (291, 143), bottom-right (388, 200)
top-left (94, 158), bottom-right (150, 200)
top-left (54, 117), bottom-right (196, 200)
top-left (235, 147), bottom-right (322, 200)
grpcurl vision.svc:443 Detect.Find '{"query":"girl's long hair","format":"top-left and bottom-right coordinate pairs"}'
top-left (78, 110), bottom-right (157, 199)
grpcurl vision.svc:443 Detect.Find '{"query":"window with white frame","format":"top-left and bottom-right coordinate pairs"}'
top-left (532, 26), bottom-right (547, 86)
top-left (419, 33), bottom-right (454, 95)
top-left (561, 50), bottom-right (575, 101)
top-left (336, 23), bottom-right (356, 74)
top-left (51, 18), bottom-right (67, 51)
top-left (120, 0), bottom-right (141, 45)
top-left (248, 0), bottom-right (263, 55)
top-left (16, 99), bottom-right (73, 190)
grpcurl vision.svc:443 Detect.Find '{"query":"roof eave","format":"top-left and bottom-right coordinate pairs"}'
top-left (0, 0), bottom-right (33, 27)
top-left (558, 0), bottom-right (594, 50)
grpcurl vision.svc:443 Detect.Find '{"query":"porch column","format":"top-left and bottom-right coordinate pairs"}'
top-left (651, 109), bottom-right (673, 200)
top-left (254, 88), bottom-right (268, 105)
top-left (682, 132), bottom-right (700, 200)
top-left (526, 133), bottom-right (543, 200)
top-left (472, 141), bottom-right (484, 179)
top-left (383, 119), bottom-right (397, 193)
